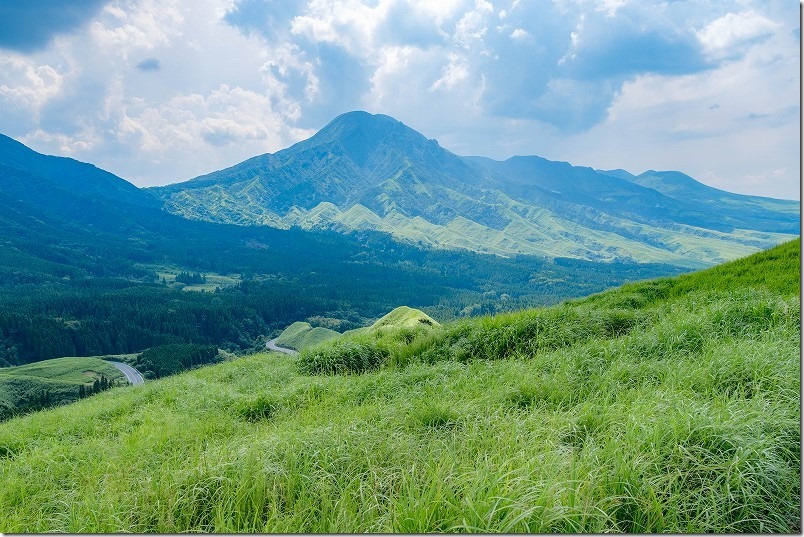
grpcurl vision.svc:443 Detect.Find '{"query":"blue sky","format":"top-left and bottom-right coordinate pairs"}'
top-left (0, 0), bottom-right (799, 200)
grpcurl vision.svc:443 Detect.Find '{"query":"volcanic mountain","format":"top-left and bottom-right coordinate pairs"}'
top-left (152, 111), bottom-right (799, 267)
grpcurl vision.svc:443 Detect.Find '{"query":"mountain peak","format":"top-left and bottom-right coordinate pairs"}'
top-left (330, 110), bottom-right (401, 128)
top-left (313, 110), bottom-right (421, 143)
top-left (296, 110), bottom-right (430, 167)
top-left (151, 110), bottom-right (799, 265)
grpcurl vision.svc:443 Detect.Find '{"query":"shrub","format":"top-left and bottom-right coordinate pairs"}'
top-left (236, 396), bottom-right (281, 422)
top-left (136, 344), bottom-right (221, 379)
top-left (298, 339), bottom-right (389, 375)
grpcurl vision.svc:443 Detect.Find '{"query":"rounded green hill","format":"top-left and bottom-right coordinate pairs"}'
top-left (368, 306), bottom-right (440, 331)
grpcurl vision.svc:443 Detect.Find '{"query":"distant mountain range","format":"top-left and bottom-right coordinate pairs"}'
top-left (152, 111), bottom-right (799, 267)
top-left (0, 128), bottom-right (695, 366)
top-left (0, 112), bottom-right (796, 366)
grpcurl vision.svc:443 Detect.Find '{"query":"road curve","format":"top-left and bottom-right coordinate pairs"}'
top-left (109, 361), bottom-right (145, 385)
top-left (266, 339), bottom-right (299, 356)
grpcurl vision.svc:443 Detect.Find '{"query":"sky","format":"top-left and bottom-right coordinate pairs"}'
top-left (0, 0), bottom-right (799, 200)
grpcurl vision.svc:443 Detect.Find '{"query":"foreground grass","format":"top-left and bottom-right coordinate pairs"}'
top-left (0, 240), bottom-right (799, 532)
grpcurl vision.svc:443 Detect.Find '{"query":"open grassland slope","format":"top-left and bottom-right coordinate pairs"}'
top-left (0, 240), bottom-right (799, 532)
top-left (0, 357), bottom-right (124, 419)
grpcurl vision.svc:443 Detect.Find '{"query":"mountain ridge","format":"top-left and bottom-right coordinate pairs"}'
top-left (0, 133), bottom-right (159, 209)
top-left (150, 111), bottom-right (799, 267)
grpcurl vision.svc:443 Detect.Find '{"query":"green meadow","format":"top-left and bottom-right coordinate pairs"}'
top-left (0, 239), bottom-right (799, 532)
top-left (0, 357), bottom-right (125, 419)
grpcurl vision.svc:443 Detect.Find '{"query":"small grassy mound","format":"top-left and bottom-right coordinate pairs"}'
top-left (275, 322), bottom-right (340, 351)
top-left (275, 321), bottom-right (311, 347)
top-left (368, 306), bottom-right (441, 332)
top-left (299, 306), bottom-right (443, 374)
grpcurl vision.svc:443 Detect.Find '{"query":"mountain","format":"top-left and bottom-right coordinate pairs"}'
top-left (0, 132), bottom-right (686, 367)
top-left (598, 168), bottom-right (800, 233)
top-left (152, 111), bottom-right (799, 267)
top-left (0, 133), bottom-right (159, 209)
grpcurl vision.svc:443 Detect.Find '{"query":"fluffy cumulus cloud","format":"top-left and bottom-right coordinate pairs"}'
top-left (0, 0), bottom-right (798, 199)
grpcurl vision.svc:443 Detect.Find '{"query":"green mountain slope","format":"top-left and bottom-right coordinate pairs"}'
top-left (0, 240), bottom-right (798, 532)
top-left (0, 133), bottom-right (159, 209)
top-left (599, 168), bottom-right (800, 232)
top-left (0, 131), bottom-right (689, 367)
top-left (152, 111), bottom-right (799, 267)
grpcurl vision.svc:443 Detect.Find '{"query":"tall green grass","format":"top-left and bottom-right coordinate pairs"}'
top-left (0, 239), bottom-right (799, 532)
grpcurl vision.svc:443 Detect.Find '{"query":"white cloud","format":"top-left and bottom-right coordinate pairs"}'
top-left (114, 83), bottom-right (312, 167)
top-left (595, 0), bottom-right (627, 17)
top-left (259, 41), bottom-right (320, 104)
top-left (0, 57), bottom-right (64, 117)
top-left (696, 10), bottom-right (779, 60)
top-left (543, 25), bottom-right (799, 199)
top-left (290, 0), bottom-right (387, 56)
top-left (429, 52), bottom-right (469, 91)
top-left (367, 45), bottom-right (437, 104)
top-left (558, 13), bottom-right (584, 65)
top-left (0, 0), bottom-right (797, 200)
top-left (453, 0), bottom-right (494, 47)
top-left (89, 0), bottom-right (184, 57)
top-left (509, 28), bottom-right (528, 39)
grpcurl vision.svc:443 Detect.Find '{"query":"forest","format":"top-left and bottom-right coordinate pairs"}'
top-left (0, 182), bottom-right (686, 367)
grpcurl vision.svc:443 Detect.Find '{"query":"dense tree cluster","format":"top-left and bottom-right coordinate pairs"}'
top-left (175, 272), bottom-right (206, 285)
top-left (134, 344), bottom-right (220, 379)
top-left (0, 373), bottom-right (118, 421)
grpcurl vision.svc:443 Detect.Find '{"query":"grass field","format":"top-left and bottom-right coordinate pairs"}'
top-left (0, 239), bottom-right (799, 532)
top-left (0, 357), bottom-right (125, 419)
top-left (151, 265), bottom-right (242, 292)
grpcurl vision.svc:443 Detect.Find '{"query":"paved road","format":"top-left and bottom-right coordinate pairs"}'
top-left (266, 338), bottom-right (299, 356)
top-left (109, 361), bottom-right (145, 385)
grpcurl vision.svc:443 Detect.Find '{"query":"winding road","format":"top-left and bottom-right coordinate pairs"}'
top-left (108, 341), bottom-right (293, 386)
top-left (266, 339), bottom-right (299, 356)
top-left (109, 361), bottom-right (145, 385)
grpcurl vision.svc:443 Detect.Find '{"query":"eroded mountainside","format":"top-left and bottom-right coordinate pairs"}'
top-left (153, 111), bottom-right (799, 266)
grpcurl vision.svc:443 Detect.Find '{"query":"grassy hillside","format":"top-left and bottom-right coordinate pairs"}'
top-left (277, 307), bottom-right (440, 353)
top-left (0, 240), bottom-right (799, 532)
top-left (368, 305), bottom-right (440, 331)
top-left (274, 321), bottom-right (340, 351)
top-left (0, 357), bottom-right (124, 419)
